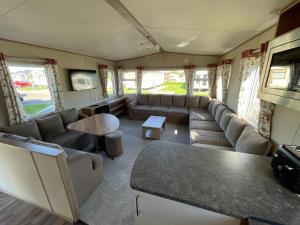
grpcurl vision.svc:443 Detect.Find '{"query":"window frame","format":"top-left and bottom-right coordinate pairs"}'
top-left (123, 70), bottom-right (137, 94)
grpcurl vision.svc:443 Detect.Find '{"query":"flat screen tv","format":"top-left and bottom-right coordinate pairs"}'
top-left (69, 69), bottom-right (99, 91)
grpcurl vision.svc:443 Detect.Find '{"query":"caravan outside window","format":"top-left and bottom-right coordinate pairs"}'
top-left (193, 70), bottom-right (209, 96)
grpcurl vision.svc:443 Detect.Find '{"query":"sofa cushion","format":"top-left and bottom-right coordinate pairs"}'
top-left (225, 116), bottom-right (246, 147)
top-left (219, 109), bottom-right (233, 131)
top-left (189, 121), bottom-right (222, 132)
top-left (168, 107), bottom-right (188, 117)
top-left (215, 105), bottom-right (226, 123)
top-left (60, 108), bottom-right (78, 126)
top-left (137, 94), bottom-right (149, 105)
top-left (189, 108), bottom-right (214, 121)
top-left (149, 106), bottom-right (169, 116)
top-left (208, 99), bottom-right (216, 113)
top-left (0, 120), bottom-right (42, 140)
top-left (36, 114), bottom-right (66, 141)
top-left (190, 129), bottom-right (232, 147)
top-left (192, 143), bottom-right (234, 151)
top-left (173, 95), bottom-right (186, 107)
top-left (161, 95), bottom-right (173, 106)
top-left (185, 96), bottom-right (200, 107)
top-left (48, 130), bottom-right (83, 147)
top-left (149, 95), bottom-right (161, 106)
top-left (235, 126), bottom-right (272, 155)
top-left (199, 96), bottom-right (210, 109)
top-left (133, 105), bottom-right (152, 114)
top-left (211, 100), bottom-right (221, 117)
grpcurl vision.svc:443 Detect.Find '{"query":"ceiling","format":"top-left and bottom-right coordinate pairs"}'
top-left (0, 0), bottom-right (293, 61)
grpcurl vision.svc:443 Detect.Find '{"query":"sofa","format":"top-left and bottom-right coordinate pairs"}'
top-left (127, 94), bottom-right (273, 156)
top-left (0, 108), bottom-right (94, 152)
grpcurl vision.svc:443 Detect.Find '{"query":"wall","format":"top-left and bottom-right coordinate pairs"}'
top-left (222, 25), bottom-right (300, 146)
top-left (0, 39), bottom-right (114, 126)
top-left (116, 52), bottom-right (219, 68)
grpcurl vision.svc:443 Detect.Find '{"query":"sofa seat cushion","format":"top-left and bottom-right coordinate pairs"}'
top-left (168, 107), bottom-right (188, 117)
top-left (133, 105), bottom-right (152, 114)
top-left (190, 129), bottom-right (232, 147)
top-left (192, 143), bottom-right (234, 151)
top-left (48, 130), bottom-right (84, 147)
top-left (36, 114), bottom-right (66, 141)
top-left (0, 120), bottom-right (42, 140)
top-left (235, 126), bottom-right (272, 155)
top-left (189, 108), bottom-right (214, 121)
top-left (189, 121), bottom-right (222, 132)
top-left (149, 106), bottom-right (169, 116)
top-left (225, 116), bottom-right (246, 147)
top-left (60, 108), bottom-right (79, 126)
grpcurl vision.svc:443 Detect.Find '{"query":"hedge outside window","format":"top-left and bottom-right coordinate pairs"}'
top-left (141, 70), bottom-right (186, 95)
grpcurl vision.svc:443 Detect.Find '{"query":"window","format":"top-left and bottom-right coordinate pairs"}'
top-left (193, 70), bottom-right (208, 96)
top-left (141, 70), bottom-right (186, 95)
top-left (8, 64), bottom-right (54, 118)
top-left (107, 69), bottom-right (116, 96)
top-left (123, 71), bottom-right (137, 94)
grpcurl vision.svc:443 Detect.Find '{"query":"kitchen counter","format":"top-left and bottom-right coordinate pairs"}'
top-left (130, 141), bottom-right (300, 225)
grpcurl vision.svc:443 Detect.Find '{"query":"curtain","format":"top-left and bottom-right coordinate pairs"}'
top-left (45, 59), bottom-right (65, 112)
top-left (0, 53), bottom-right (25, 125)
top-left (207, 64), bottom-right (217, 98)
top-left (99, 64), bottom-right (108, 98)
top-left (236, 50), bottom-right (259, 118)
top-left (216, 59), bottom-right (232, 103)
top-left (258, 42), bottom-right (275, 139)
top-left (116, 67), bottom-right (124, 96)
top-left (136, 67), bottom-right (143, 94)
top-left (216, 64), bottom-right (223, 101)
top-left (184, 66), bottom-right (195, 95)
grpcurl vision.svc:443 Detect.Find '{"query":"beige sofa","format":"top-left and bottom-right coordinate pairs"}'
top-left (128, 95), bottom-right (272, 156)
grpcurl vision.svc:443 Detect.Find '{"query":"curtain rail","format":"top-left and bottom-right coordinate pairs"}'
top-left (6, 56), bottom-right (47, 63)
top-left (121, 66), bottom-right (208, 71)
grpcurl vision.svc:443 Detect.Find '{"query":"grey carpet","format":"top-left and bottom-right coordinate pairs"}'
top-left (80, 116), bottom-right (189, 225)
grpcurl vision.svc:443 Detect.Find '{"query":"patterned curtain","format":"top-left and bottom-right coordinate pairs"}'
top-left (184, 65), bottom-right (195, 95)
top-left (116, 67), bottom-right (124, 96)
top-left (136, 66), bottom-right (143, 94)
top-left (216, 59), bottom-right (232, 103)
top-left (99, 64), bottom-right (108, 98)
top-left (216, 64), bottom-right (223, 101)
top-left (207, 64), bottom-right (217, 98)
top-left (0, 53), bottom-right (25, 125)
top-left (237, 50), bottom-right (259, 118)
top-left (258, 42), bottom-right (275, 139)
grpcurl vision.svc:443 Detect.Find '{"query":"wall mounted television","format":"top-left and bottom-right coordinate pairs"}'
top-left (69, 69), bottom-right (99, 91)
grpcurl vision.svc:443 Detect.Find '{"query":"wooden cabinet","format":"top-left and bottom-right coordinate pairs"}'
top-left (134, 191), bottom-right (240, 225)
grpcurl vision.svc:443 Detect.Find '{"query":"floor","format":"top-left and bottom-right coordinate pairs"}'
top-left (80, 116), bottom-right (189, 225)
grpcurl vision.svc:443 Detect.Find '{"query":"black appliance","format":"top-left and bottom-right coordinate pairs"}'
top-left (271, 145), bottom-right (300, 194)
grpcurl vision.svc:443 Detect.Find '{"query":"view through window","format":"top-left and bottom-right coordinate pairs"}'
top-left (123, 71), bottom-right (137, 94)
top-left (193, 70), bottom-right (208, 96)
top-left (8, 64), bottom-right (53, 118)
top-left (142, 70), bottom-right (186, 95)
top-left (107, 69), bottom-right (116, 96)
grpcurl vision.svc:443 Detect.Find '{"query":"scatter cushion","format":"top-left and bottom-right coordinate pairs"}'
top-left (149, 106), bottom-right (169, 116)
top-left (208, 99), bottom-right (216, 113)
top-left (225, 116), bottom-right (246, 147)
top-left (137, 94), bottom-right (149, 105)
top-left (189, 121), bottom-right (222, 132)
top-left (60, 108), bottom-right (79, 126)
top-left (185, 96), bottom-right (200, 107)
top-left (0, 120), bottom-right (42, 140)
top-left (173, 95), bottom-right (186, 107)
top-left (161, 95), bottom-right (173, 106)
top-left (190, 129), bottom-right (232, 147)
top-left (235, 126), bottom-right (272, 155)
top-left (211, 100), bottom-right (221, 117)
top-left (168, 107), bottom-right (188, 117)
top-left (199, 96), bottom-right (210, 109)
top-left (219, 109), bottom-right (233, 131)
top-left (149, 95), bottom-right (161, 106)
top-left (36, 114), bottom-right (66, 141)
top-left (215, 105), bottom-right (226, 123)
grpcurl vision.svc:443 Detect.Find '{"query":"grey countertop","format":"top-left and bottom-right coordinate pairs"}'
top-left (130, 141), bottom-right (300, 225)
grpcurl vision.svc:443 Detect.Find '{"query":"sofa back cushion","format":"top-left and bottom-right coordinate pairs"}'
top-left (186, 96), bottom-right (200, 107)
top-left (211, 100), bottom-right (221, 117)
top-left (149, 95), bottom-right (161, 105)
top-left (0, 120), bottom-right (42, 140)
top-left (137, 94), bottom-right (149, 105)
top-left (219, 109), bottom-right (233, 131)
top-left (173, 95), bottom-right (186, 107)
top-left (199, 96), bottom-right (210, 109)
top-left (214, 104), bottom-right (226, 123)
top-left (235, 126), bottom-right (272, 155)
top-left (208, 99), bottom-right (216, 113)
top-left (36, 114), bottom-right (65, 141)
top-left (225, 116), bottom-right (246, 146)
top-left (161, 95), bottom-right (173, 106)
top-left (60, 108), bottom-right (78, 127)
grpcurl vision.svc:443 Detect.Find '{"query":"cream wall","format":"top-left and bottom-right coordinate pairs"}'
top-left (116, 52), bottom-right (219, 68)
top-left (0, 39), bottom-right (115, 126)
top-left (222, 26), bottom-right (300, 146)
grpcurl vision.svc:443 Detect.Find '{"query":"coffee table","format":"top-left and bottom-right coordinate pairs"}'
top-left (142, 116), bottom-right (166, 140)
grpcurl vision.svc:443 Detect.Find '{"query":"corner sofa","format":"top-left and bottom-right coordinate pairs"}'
top-left (0, 108), bottom-right (94, 152)
top-left (127, 94), bottom-right (272, 156)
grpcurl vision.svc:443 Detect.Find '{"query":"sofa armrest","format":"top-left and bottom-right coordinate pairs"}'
top-left (127, 100), bottom-right (137, 119)
top-left (67, 151), bottom-right (103, 206)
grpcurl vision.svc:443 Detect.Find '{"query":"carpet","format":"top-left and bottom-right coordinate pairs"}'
top-left (80, 116), bottom-right (189, 225)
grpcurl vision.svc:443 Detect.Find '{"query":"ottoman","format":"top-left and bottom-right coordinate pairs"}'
top-left (105, 131), bottom-right (124, 159)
